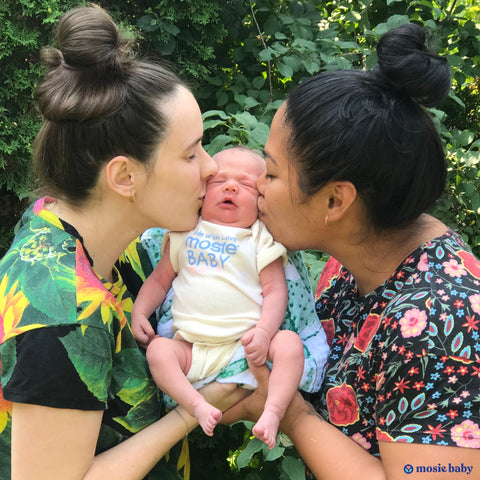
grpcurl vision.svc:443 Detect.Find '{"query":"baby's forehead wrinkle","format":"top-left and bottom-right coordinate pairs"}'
top-left (215, 166), bottom-right (258, 182)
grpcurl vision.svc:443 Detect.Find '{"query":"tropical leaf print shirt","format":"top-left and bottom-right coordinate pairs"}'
top-left (312, 229), bottom-right (480, 456)
top-left (0, 197), bottom-right (163, 477)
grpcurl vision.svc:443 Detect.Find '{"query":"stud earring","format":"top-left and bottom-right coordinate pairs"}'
top-left (129, 191), bottom-right (136, 203)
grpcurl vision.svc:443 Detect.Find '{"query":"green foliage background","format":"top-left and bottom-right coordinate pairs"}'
top-left (0, 1), bottom-right (479, 478)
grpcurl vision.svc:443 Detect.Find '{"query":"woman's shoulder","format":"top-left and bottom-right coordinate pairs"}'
top-left (315, 256), bottom-right (344, 301)
top-left (0, 210), bottom-right (126, 343)
top-left (378, 229), bottom-right (480, 359)
top-left (403, 228), bottom-right (480, 290)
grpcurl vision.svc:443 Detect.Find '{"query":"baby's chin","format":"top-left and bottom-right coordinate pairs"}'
top-left (203, 218), bottom-right (254, 229)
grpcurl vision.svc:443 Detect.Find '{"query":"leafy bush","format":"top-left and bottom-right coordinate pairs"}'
top-left (0, 1), bottom-right (479, 478)
top-left (0, 0), bottom-right (80, 254)
top-left (1, 0), bottom-right (479, 258)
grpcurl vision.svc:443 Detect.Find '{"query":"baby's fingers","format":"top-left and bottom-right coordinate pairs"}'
top-left (136, 324), bottom-right (155, 349)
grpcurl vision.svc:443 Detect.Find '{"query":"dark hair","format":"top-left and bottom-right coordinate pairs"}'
top-left (284, 22), bottom-right (451, 229)
top-left (33, 4), bottom-right (185, 203)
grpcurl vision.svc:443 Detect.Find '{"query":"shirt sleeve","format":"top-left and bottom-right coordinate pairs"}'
top-left (1, 325), bottom-right (107, 410)
top-left (252, 220), bottom-right (287, 272)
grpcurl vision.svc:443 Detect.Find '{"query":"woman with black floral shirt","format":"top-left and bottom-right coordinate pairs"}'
top-left (224, 22), bottom-right (480, 479)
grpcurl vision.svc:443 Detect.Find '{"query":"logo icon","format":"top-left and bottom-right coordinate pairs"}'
top-left (404, 464), bottom-right (414, 474)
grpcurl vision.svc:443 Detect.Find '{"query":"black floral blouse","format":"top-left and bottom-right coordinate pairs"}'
top-left (312, 229), bottom-right (480, 456)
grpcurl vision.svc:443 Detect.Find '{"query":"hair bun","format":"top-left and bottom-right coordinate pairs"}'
top-left (40, 47), bottom-right (64, 69)
top-left (376, 23), bottom-right (451, 107)
top-left (55, 4), bottom-right (131, 74)
top-left (35, 5), bottom-right (132, 123)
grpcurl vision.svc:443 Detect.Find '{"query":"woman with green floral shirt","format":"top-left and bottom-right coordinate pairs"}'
top-left (0, 5), bottom-right (244, 480)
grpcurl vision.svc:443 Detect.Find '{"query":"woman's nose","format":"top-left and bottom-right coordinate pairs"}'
top-left (257, 172), bottom-right (266, 195)
top-left (201, 148), bottom-right (218, 180)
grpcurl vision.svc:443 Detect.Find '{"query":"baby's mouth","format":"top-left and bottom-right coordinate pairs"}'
top-left (221, 197), bottom-right (236, 206)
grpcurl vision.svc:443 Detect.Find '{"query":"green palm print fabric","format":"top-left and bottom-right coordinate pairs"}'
top-left (0, 197), bottom-right (165, 479)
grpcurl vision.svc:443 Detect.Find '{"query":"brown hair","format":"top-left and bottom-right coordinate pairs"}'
top-left (33, 4), bottom-right (185, 204)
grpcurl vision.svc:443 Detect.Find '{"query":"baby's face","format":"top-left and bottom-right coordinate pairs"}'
top-left (201, 149), bottom-right (265, 228)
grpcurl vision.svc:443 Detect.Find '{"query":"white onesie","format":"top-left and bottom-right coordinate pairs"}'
top-left (165, 218), bottom-right (286, 382)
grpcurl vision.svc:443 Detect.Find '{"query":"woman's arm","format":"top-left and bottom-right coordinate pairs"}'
top-left (222, 366), bottom-right (385, 480)
top-left (223, 364), bottom-right (480, 480)
top-left (280, 397), bottom-right (386, 480)
top-left (284, 403), bottom-right (480, 480)
top-left (12, 382), bottom-right (246, 480)
top-left (12, 403), bottom-right (195, 480)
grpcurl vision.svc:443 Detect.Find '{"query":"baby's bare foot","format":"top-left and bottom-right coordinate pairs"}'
top-left (252, 409), bottom-right (280, 449)
top-left (193, 400), bottom-right (222, 436)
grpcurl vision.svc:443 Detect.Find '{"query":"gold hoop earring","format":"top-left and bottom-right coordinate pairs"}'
top-left (325, 215), bottom-right (329, 226)
top-left (129, 191), bottom-right (136, 203)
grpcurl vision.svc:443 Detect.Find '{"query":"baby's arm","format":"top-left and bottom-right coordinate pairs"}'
top-left (131, 241), bottom-right (177, 348)
top-left (241, 257), bottom-right (288, 366)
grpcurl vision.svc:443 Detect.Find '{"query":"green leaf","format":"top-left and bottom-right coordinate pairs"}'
top-left (280, 456), bottom-right (306, 479)
top-left (464, 150), bottom-right (480, 167)
top-left (259, 48), bottom-right (275, 62)
top-left (264, 443), bottom-right (284, 461)
top-left (249, 123), bottom-right (270, 145)
top-left (278, 60), bottom-right (294, 78)
top-left (459, 182), bottom-right (476, 195)
top-left (452, 129), bottom-right (475, 148)
top-left (278, 13), bottom-right (294, 25)
top-left (252, 76), bottom-right (266, 89)
top-left (202, 119), bottom-right (227, 131)
top-left (202, 110), bottom-right (230, 120)
top-left (216, 91), bottom-right (229, 106)
top-left (386, 15), bottom-right (410, 29)
top-left (448, 90), bottom-right (465, 108)
top-left (283, 55), bottom-right (302, 73)
top-left (205, 135), bottom-right (234, 155)
top-left (243, 96), bottom-right (260, 110)
top-left (138, 15), bottom-right (159, 32)
top-left (232, 111), bottom-right (259, 129)
top-left (335, 41), bottom-right (359, 49)
top-left (375, 15), bottom-right (409, 35)
top-left (236, 438), bottom-right (265, 468)
top-left (271, 43), bottom-right (290, 55)
top-left (162, 22), bottom-right (180, 36)
top-left (293, 38), bottom-right (317, 51)
top-left (304, 60), bottom-right (320, 74)
top-left (154, 37), bottom-right (176, 55)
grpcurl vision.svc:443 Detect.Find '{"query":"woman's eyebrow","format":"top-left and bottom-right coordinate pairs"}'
top-left (185, 135), bottom-right (203, 150)
top-left (262, 148), bottom-right (278, 165)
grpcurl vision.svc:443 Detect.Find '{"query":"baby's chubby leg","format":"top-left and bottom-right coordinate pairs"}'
top-left (252, 330), bottom-right (304, 449)
top-left (147, 337), bottom-right (222, 436)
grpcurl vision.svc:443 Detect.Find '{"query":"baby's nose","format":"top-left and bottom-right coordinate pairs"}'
top-left (223, 181), bottom-right (238, 192)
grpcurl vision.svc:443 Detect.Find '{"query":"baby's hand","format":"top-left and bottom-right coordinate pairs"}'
top-left (131, 313), bottom-right (156, 349)
top-left (241, 327), bottom-right (270, 367)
